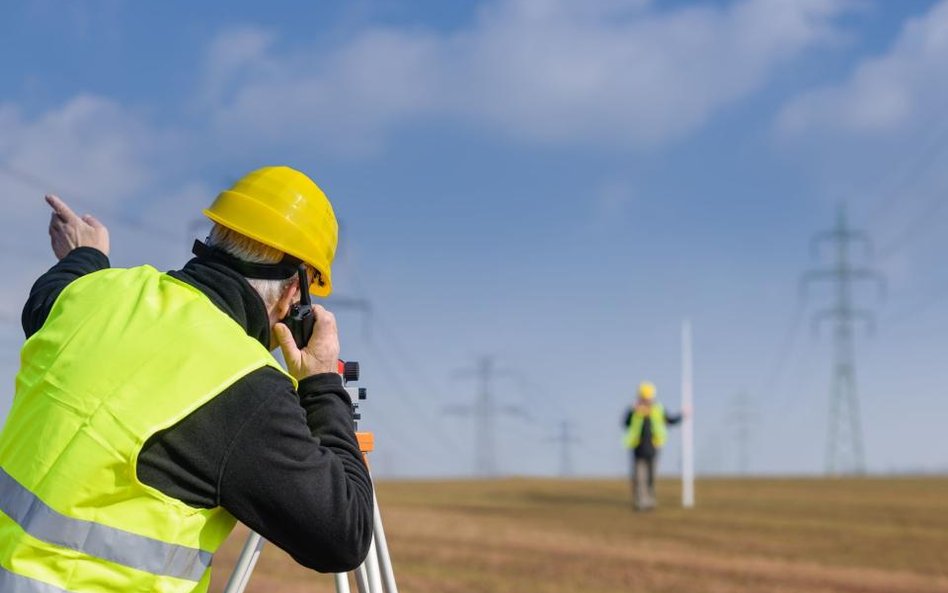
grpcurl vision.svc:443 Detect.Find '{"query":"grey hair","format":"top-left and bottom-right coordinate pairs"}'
top-left (206, 223), bottom-right (295, 309)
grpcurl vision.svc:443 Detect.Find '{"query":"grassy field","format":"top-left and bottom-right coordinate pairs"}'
top-left (210, 477), bottom-right (948, 593)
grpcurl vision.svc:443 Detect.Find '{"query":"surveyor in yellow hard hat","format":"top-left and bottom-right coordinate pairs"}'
top-left (622, 381), bottom-right (686, 511)
top-left (0, 166), bottom-right (373, 593)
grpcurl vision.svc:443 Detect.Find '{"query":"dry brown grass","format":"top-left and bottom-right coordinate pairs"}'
top-left (210, 476), bottom-right (948, 593)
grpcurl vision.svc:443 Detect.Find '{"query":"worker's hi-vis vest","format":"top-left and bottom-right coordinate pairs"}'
top-left (0, 265), bottom-right (295, 593)
top-left (624, 402), bottom-right (667, 449)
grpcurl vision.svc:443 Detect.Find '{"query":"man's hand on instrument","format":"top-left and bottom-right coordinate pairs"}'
top-left (46, 194), bottom-right (110, 260)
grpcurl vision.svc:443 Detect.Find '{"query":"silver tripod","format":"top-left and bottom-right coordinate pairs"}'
top-left (223, 366), bottom-right (398, 593)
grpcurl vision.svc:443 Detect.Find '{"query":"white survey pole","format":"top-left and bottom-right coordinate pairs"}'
top-left (681, 319), bottom-right (695, 508)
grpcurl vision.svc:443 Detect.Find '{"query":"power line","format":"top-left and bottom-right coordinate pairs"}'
top-left (801, 205), bottom-right (884, 475)
top-left (323, 293), bottom-right (469, 462)
top-left (773, 323), bottom-right (820, 416)
top-left (498, 371), bottom-right (590, 476)
top-left (757, 297), bottom-right (806, 403)
top-left (345, 274), bottom-right (458, 410)
top-left (883, 280), bottom-right (948, 327)
top-left (361, 336), bottom-right (467, 462)
top-left (505, 371), bottom-right (567, 427)
top-left (336, 231), bottom-right (479, 469)
top-left (751, 282), bottom-right (813, 432)
top-left (0, 162), bottom-right (183, 244)
top-left (875, 188), bottom-right (948, 260)
top-left (863, 116), bottom-right (948, 228)
top-left (730, 391), bottom-right (753, 475)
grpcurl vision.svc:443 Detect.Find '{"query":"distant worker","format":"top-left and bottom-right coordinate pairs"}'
top-left (0, 167), bottom-right (373, 592)
top-left (622, 381), bottom-right (685, 511)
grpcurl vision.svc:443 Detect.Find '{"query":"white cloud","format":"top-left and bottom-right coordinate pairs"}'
top-left (772, 0), bottom-right (948, 313)
top-left (201, 0), bottom-right (854, 154)
top-left (0, 94), bottom-right (180, 319)
top-left (778, 0), bottom-right (948, 136)
top-left (205, 25), bottom-right (444, 156)
top-left (0, 95), bottom-right (157, 213)
top-left (455, 0), bottom-right (851, 144)
top-left (773, 0), bottom-right (948, 237)
top-left (199, 27), bottom-right (279, 109)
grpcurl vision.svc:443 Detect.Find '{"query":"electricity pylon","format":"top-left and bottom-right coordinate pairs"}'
top-left (802, 205), bottom-right (884, 475)
top-left (547, 420), bottom-right (581, 477)
top-left (446, 356), bottom-right (524, 477)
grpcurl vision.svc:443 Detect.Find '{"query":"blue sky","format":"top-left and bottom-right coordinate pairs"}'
top-left (2, 0), bottom-right (947, 478)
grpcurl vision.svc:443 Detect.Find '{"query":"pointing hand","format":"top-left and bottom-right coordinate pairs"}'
top-left (46, 194), bottom-right (110, 260)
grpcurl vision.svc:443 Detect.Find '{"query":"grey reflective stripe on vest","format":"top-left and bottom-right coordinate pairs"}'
top-left (0, 566), bottom-right (73, 593)
top-left (0, 468), bottom-right (211, 582)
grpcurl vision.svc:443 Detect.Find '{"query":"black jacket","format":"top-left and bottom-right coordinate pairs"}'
top-left (20, 247), bottom-right (373, 572)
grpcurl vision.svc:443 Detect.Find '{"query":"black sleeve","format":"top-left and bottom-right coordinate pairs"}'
top-left (21, 247), bottom-right (110, 337)
top-left (137, 367), bottom-right (374, 573)
top-left (665, 411), bottom-right (683, 425)
top-left (217, 372), bottom-right (374, 573)
top-left (623, 409), bottom-right (632, 428)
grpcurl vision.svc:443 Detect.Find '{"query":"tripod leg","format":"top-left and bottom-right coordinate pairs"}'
top-left (354, 565), bottom-right (370, 593)
top-left (372, 490), bottom-right (398, 593)
top-left (355, 534), bottom-right (384, 593)
top-left (334, 572), bottom-right (351, 593)
top-left (223, 531), bottom-right (265, 593)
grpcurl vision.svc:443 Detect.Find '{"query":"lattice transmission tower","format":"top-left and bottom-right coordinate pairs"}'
top-left (802, 206), bottom-right (884, 475)
top-left (447, 356), bottom-right (524, 477)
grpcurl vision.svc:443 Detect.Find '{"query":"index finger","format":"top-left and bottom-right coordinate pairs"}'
top-left (45, 194), bottom-right (80, 222)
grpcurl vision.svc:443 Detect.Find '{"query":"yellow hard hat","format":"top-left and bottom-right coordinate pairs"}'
top-left (638, 381), bottom-right (656, 400)
top-left (203, 166), bottom-right (338, 297)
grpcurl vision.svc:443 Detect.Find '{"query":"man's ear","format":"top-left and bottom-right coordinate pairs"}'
top-left (284, 277), bottom-right (301, 304)
top-left (273, 278), bottom-right (301, 319)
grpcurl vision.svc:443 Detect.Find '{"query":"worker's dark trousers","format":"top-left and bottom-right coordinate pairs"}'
top-left (631, 453), bottom-right (657, 510)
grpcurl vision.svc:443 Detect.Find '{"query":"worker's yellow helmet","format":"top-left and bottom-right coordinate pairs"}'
top-left (203, 166), bottom-right (338, 297)
top-left (638, 381), bottom-right (656, 400)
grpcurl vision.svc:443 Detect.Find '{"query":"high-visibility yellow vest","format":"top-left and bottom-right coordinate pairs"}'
top-left (624, 402), bottom-right (667, 449)
top-left (0, 265), bottom-right (295, 593)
